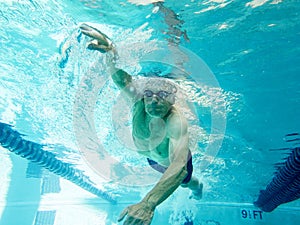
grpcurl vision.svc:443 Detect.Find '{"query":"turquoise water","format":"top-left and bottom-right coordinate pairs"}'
top-left (0, 0), bottom-right (300, 224)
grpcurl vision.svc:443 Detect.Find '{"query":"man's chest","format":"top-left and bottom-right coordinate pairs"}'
top-left (132, 118), bottom-right (170, 159)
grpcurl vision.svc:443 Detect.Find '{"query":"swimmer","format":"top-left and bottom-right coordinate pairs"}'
top-left (80, 23), bottom-right (203, 225)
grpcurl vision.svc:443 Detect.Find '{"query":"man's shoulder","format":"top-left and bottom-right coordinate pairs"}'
top-left (132, 98), bottom-right (145, 110)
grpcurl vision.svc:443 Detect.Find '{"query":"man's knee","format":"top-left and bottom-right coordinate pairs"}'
top-left (181, 183), bottom-right (189, 188)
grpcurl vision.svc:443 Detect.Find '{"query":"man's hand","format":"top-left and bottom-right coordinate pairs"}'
top-left (79, 23), bottom-right (114, 53)
top-left (118, 201), bottom-right (155, 225)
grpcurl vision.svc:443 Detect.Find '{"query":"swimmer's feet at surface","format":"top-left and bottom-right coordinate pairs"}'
top-left (189, 182), bottom-right (203, 200)
top-left (79, 23), bottom-right (114, 53)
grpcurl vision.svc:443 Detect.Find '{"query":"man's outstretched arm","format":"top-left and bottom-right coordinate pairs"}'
top-left (80, 23), bottom-right (135, 99)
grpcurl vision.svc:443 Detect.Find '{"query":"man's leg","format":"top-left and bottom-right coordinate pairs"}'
top-left (181, 176), bottom-right (203, 200)
top-left (187, 176), bottom-right (203, 200)
top-left (179, 151), bottom-right (203, 199)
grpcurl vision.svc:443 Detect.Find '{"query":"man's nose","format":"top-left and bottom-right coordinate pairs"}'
top-left (151, 94), bottom-right (159, 102)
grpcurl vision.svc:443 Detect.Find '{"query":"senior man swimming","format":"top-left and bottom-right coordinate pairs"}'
top-left (80, 23), bottom-right (203, 225)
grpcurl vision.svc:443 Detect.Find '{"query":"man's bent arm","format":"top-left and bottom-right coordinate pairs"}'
top-left (142, 157), bottom-right (188, 209)
top-left (141, 115), bottom-right (190, 209)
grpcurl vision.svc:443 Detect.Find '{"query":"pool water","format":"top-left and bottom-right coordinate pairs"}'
top-left (0, 0), bottom-right (300, 224)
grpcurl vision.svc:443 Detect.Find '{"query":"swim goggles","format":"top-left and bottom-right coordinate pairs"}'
top-left (143, 90), bottom-right (172, 99)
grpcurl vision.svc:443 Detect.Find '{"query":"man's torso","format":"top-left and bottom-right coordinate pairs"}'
top-left (132, 100), bottom-right (171, 166)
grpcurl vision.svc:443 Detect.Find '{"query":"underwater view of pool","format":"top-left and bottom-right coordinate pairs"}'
top-left (0, 0), bottom-right (300, 224)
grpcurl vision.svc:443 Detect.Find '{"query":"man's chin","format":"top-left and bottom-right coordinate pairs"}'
top-left (146, 108), bottom-right (165, 118)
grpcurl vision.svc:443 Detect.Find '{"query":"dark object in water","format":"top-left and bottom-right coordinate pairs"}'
top-left (0, 122), bottom-right (116, 204)
top-left (254, 133), bottom-right (300, 212)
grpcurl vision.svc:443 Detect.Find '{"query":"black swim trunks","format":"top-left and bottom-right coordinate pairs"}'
top-left (147, 150), bottom-right (193, 184)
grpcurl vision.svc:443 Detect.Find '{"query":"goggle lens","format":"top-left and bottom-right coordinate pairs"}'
top-left (144, 90), bottom-right (170, 99)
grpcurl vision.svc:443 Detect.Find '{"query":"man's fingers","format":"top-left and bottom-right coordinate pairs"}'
top-left (79, 23), bottom-right (90, 30)
top-left (79, 24), bottom-right (94, 38)
top-left (79, 24), bottom-right (111, 45)
top-left (123, 218), bottom-right (142, 225)
top-left (117, 207), bottom-right (128, 222)
top-left (86, 42), bottom-right (108, 53)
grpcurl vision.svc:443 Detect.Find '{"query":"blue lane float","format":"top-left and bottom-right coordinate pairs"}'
top-left (254, 133), bottom-right (300, 212)
top-left (0, 122), bottom-right (117, 204)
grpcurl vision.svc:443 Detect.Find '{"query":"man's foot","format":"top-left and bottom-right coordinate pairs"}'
top-left (189, 183), bottom-right (203, 200)
top-left (79, 23), bottom-right (114, 53)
